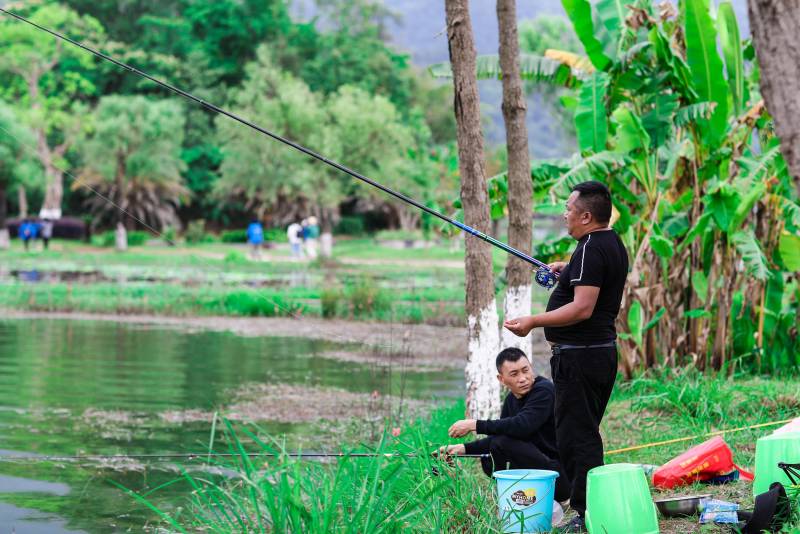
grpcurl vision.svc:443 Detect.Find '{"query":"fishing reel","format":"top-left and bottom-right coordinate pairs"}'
top-left (534, 267), bottom-right (558, 290)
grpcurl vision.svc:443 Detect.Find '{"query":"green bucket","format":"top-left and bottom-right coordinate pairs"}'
top-left (585, 463), bottom-right (659, 534)
top-left (754, 432), bottom-right (800, 496)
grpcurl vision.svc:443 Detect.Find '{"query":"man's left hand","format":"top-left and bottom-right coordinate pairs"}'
top-left (448, 419), bottom-right (476, 438)
top-left (504, 316), bottom-right (536, 337)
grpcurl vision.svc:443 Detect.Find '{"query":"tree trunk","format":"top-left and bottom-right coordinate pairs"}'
top-left (28, 73), bottom-right (65, 219)
top-left (497, 0), bottom-right (534, 356)
top-left (115, 152), bottom-right (127, 251)
top-left (748, 0), bottom-right (800, 195)
top-left (17, 186), bottom-right (28, 218)
top-left (446, 0), bottom-right (501, 420)
top-left (0, 186), bottom-right (8, 250)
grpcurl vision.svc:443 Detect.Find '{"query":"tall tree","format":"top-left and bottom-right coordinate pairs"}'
top-left (0, 101), bottom-right (42, 249)
top-left (747, 1), bottom-right (800, 194)
top-left (76, 96), bottom-right (188, 250)
top-left (497, 0), bottom-right (533, 356)
top-left (0, 4), bottom-right (103, 219)
top-left (445, 0), bottom-right (501, 420)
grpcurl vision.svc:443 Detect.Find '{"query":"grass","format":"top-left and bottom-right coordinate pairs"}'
top-left (127, 372), bottom-right (800, 533)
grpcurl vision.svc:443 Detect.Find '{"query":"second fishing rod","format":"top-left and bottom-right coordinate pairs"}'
top-left (0, 7), bottom-right (558, 290)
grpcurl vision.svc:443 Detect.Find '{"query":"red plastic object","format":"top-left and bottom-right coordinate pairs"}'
top-left (653, 436), bottom-right (755, 489)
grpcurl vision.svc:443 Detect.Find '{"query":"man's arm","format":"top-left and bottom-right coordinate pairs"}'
top-left (504, 285), bottom-right (600, 336)
top-left (475, 383), bottom-right (554, 440)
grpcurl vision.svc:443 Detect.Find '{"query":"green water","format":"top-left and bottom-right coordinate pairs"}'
top-left (0, 319), bottom-right (462, 532)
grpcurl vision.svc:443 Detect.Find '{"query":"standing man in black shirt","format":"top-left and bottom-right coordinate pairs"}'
top-left (440, 347), bottom-right (571, 503)
top-left (504, 181), bottom-right (628, 532)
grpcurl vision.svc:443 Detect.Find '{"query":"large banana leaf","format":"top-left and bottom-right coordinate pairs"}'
top-left (717, 1), bottom-right (745, 115)
top-left (683, 0), bottom-right (729, 144)
top-left (612, 107), bottom-right (650, 154)
top-left (596, 0), bottom-right (626, 58)
top-left (642, 92), bottom-right (679, 148)
top-left (574, 72), bottom-right (609, 153)
top-left (732, 230), bottom-right (769, 280)
top-left (779, 232), bottom-right (800, 271)
top-left (427, 54), bottom-right (578, 88)
top-left (561, 0), bottom-right (612, 71)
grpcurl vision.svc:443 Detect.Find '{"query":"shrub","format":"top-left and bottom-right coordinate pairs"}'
top-left (320, 288), bottom-right (342, 318)
top-left (264, 227), bottom-right (288, 243)
top-left (91, 230), bottom-right (115, 248)
top-left (185, 219), bottom-right (213, 244)
top-left (335, 216), bottom-right (365, 236)
top-left (345, 279), bottom-right (390, 318)
top-left (220, 229), bottom-right (247, 243)
top-left (126, 231), bottom-right (149, 246)
top-left (161, 226), bottom-right (177, 246)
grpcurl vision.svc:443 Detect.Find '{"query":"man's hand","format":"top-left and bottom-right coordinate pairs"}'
top-left (503, 316), bottom-right (536, 337)
top-left (548, 261), bottom-right (567, 274)
top-left (437, 444), bottom-right (466, 456)
top-left (448, 419), bottom-right (476, 438)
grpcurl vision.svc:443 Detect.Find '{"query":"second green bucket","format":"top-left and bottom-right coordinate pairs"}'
top-left (585, 463), bottom-right (659, 534)
top-left (754, 432), bottom-right (800, 495)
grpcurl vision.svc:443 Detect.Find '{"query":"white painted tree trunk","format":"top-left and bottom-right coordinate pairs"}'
top-left (320, 232), bottom-right (333, 257)
top-left (465, 301), bottom-right (502, 420)
top-left (115, 223), bottom-right (128, 252)
top-left (0, 228), bottom-right (9, 250)
top-left (502, 283), bottom-right (533, 355)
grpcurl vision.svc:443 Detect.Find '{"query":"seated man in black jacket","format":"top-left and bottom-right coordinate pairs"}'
top-left (440, 347), bottom-right (570, 502)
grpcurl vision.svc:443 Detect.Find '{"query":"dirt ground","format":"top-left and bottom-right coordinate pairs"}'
top-left (1, 309), bottom-right (554, 374)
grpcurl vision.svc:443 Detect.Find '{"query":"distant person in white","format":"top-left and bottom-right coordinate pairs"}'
top-left (287, 222), bottom-right (303, 258)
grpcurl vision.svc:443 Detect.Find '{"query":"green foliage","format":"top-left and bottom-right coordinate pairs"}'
top-left (345, 279), bottom-right (391, 318)
top-left (334, 216), bottom-right (366, 236)
top-left (320, 288), bottom-right (342, 318)
top-left (523, 0), bottom-right (800, 372)
top-left (220, 229), bottom-right (248, 243)
top-left (76, 95), bottom-right (188, 230)
top-left (184, 220), bottom-right (211, 244)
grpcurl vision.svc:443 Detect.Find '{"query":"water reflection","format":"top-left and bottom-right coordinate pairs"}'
top-left (0, 318), bottom-right (462, 532)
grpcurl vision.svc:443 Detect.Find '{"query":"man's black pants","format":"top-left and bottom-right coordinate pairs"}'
top-left (550, 346), bottom-right (617, 516)
top-left (476, 435), bottom-right (571, 503)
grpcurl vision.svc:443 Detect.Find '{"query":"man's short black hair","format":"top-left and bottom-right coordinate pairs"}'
top-left (496, 347), bottom-right (529, 371)
top-left (572, 181), bottom-right (612, 224)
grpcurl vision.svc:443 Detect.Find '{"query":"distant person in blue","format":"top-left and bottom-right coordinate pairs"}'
top-left (18, 219), bottom-right (38, 251)
top-left (246, 220), bottom-right (264, 260)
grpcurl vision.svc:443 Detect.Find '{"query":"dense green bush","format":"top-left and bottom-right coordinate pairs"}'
top-left (320, 288), bottom-right (342, 318)
top-left (90, 230), bottom-right (149, 247)
top-left (185, 220), bottom-right (213, 244)
top-left (374, 229), bottom-right (424, 242)
top-left (345, 278), bottom-right (390, 318)
top-left (264, 227), bottom-right (288, 243)
top-left (335, 216), bottom-right (365, 236)
top-left (220, 229), bottom-right (247, 243)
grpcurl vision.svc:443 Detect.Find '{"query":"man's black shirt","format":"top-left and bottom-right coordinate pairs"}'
top-left (544, 229), bottom-right (629, 345)
top-left (463, 376), bottom-right (558, 460)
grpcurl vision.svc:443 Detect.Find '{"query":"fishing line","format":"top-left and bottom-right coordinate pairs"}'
top-left (0, 452), bottom-right (488, 463)
top-left (0, 7), bottom-right (557, 289)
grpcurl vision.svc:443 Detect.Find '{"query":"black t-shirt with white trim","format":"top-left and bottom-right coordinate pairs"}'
top-left (544, 229), bottom-right (629, 345)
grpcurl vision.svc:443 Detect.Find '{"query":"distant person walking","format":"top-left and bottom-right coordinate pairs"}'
top-left (287, 221), bottom-right (303, 258)
top-left (304, 216), bottom-right (320, 259)
top-left (41, 219), bottom-right (53, 250)
top-left (246, 220), bottom-right (264, 260)
top-left (18, 219), bottom-right (37, 251)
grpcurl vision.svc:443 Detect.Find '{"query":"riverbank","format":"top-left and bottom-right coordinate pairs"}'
top-left (139, 372), bottom-right (800, 533)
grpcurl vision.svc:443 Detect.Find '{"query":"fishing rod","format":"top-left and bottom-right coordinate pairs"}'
top-left (0, 8), bottom-right (557, 290)
top-left (0, 452), bottom-right (489, 463)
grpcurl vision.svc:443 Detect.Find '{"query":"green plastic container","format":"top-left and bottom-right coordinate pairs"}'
top-left (753, 432), bottom-right (800, 496)
top-left (585, 463), bottom-right (659, 534)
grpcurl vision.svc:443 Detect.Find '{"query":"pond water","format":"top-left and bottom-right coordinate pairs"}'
top-left (0, 318), bottom-right (463, 532)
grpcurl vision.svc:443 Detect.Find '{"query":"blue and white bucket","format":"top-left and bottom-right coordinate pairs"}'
top-left (493, 469), bottom-right (559, 533)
